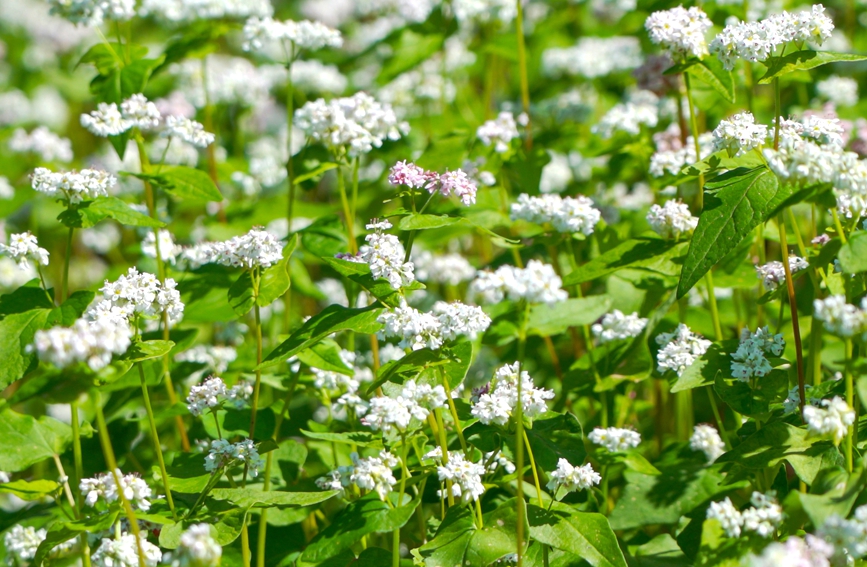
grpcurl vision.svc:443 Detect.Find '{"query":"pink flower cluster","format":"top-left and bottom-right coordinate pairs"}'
top-left (388, 161), bottom-right (478, 206)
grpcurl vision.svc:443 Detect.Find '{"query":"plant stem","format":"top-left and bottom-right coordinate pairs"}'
top-left (683, 73), bottom-right (704, 212)
top-left (522, 430), bottom-right (544, 507)
top-left (61, 227), bottom-right (73, 302)
top-left (706, 387), bottom-right (730, 449)
top-left (137, 364), bottom-right (177, 519)
top-left (773, 78), bottom-right (781, 151)
top-left (845, 338), bottom-right (854, 472)
top-left (403, 190), bottom-right (437, 263)
top-left (515, 0), bottom-right (532, 149)
top-left (69, 401), bottom-right (91, 566)
top-left (515, 300), bottom-right (529, 567)
top-left (248, 270), bottom-right (264, 448)
top-left (777, 216), bottom-right (806, 415)
top-left (336, 165), bottom-right (356, 254)
top-left (704, 270), bottom-right (723, 340)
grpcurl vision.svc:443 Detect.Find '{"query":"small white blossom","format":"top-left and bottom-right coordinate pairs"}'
top-left (477, 111), bottom-right (521, 153)
top-left (471, 363), bottom-right (554, 426)
top-left (162, 524), bottom-right (222, 567)
top-left (186, 376), bottom-right (229, 416)
top-left (31, 167), bottom-right (116, 204)
top-left (646, 200), bottom-right (698, 239)
top-left (79, 470), bottom-right (152, 511)
top-left (707, 497), bottom-right (743, 537)
top-left (546, 459), bottom-right (601, 493)
top-left (813, 295), bottom-right (867, 338)
top-left (745, 536), bottom-right (833, 567)
top-left (645, 6), bottom-right (711, 60)
top-left (316, 452), bottom-right (397, 501)
top-left (592, 310), bottom-right (647, 343)
top-left (242, 16), bottom-right (342, 52)
top-left (359, 220), bottom-right (415, 290)
top-left (163, 116), bottom-right (215, 148)
top-left (8, 127), bottom-right (73, 162)
top-left (588, 427), bottom-right (641, 452)
top-left (756, 256), bottom-right (809, 290)
top-left (437, 451), bottom-right (486, 503)
top-left (377, 300), bottom-right (490, 351)
top-left (48, 0), bottom-right (136, 27)
top-left (712, 112), bottom-right (769, 157)
top-left (803, 396), bottom-right (855, 445)
top-left (91, 533), bottom-right (161, 567)
top-left (742, 492), bottom-right (784, 538)
top-left (816, 504), bottom-right (867, 563)
top-left (690, 424), bottom-right (725, 462)
top-left (204, 439), bottom-right (264, 477)
top-left (0, 232), bottom-right (50, 269)
top-left (412, 250), bottom-right (476, 285)
top-left (655, 324), bottom-right (711, 376)
top-left (141, 229), bottom-right (181, 264)
top-left (816, 75), bottom-right (858, 107)
top-left (510, 193), bottom-right (601, 235)
top-left (730, 326), bottom-right (785, 381)
top-left (31, 317), bottom-right (132, 371)
top-left (470, 260), bottom-right (568, 305)
top-left (593, 90), bottom-right (661, 139)
top-left (86, 267), bottom-right (184, 327)
top-left (120, 94), bottom-right (161, 130)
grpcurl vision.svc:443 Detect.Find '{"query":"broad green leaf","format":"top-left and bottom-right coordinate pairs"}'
top-left (528, 503), bottom-right (627, 567)
top-left (135, 166), bottom-right (222, 202)
top-left (398, 213), bottom-right (462, 231)
top-left (627, 534), bottom-right (691, 567)
top-left (301, 493), bottom-right (420, 562)
top-left (0, 479), bottom-right (60, 500)
top-left (90, 56), bottom-right (164, 104)
top-left (713, 369), bottom-right (787, 417)
top-left (694, 518), bottom-right (756, 567)
top-left (320, 256), bottom-right (424, 308)
top-left (78, 42), bottom-right (147, 74)
top-left (301, 215), bottom-right (348, 257)
top-left (520, 413), bottom-right (586, 471)
top-left (165, 452), bottom-right (212, 493)
top-left (57, 197), bottom-right (164, 228)
top-left (49, 290), bottom-right (96, 326)
top-left (294, 162), bottom-right (339, 184)
top-left (0, 405), bottom-right (72, 472)
top-left (564, 239), bottom-right (688, 286)
top-left (258, 237), bottom-right (297, 307)
top-left (528, 296), bottom-right (613, 336)
top-left (0, 308), bottom-right (53, 390)
top-left (260, 304), bottom-right (383, 369)
top-left (32, 512), bottom-right (119, 567)
top-left (296, 339), bottom-right (353, 375)
top-left (0, 280), bottom-right (53, 317)
top-left (119, 340), bottom-right (175, 363)
top-left (377, 30), bottom-right (444, 84)
top-left (837, 231), bottom-right (867, 273)
top-left (669, 58), bottom-right (735, 103)
top-left (160, 509), bottom-right (246, 548)
top-left (758, 50), bottom-right (867, 84)
top-left (227, 271), bottom-right (255, 316)
top-left (677, 167), bottom-right (789, 298)
top-left (670, 342), bottom-right (734, 393)
top-left (155, 23), bottom-right (231, 73)
top-left (208, 488), bottom-right (338, 508)
top-left (301, 429), bottom-right (384, 448)
top-left (415, 134), bottom-right (468, 170)
top-left (368, 341), bottom-right (473, 394)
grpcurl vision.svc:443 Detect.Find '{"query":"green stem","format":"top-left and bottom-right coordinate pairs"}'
top-left (515, 300), bottom-right (529, 567)
top-left (61, 226), bottom-right (73, 302)
top-left (248, 270), bottom-right (264, 451)
top-left (706, 387), bottom-right (730, 449)
top-left (515, 0), bottom-right (532, 149)
top-left (845, 338), bottom-right (854, 473)
top-left (351, 156), bottom-right (360, 231)
top-left (773, 78), bottom-right (781, 151)
top-left (778, 215), bottom-right (806, 415)
top-left (522, 430), bottom-right (544, 507)
top-left (705, 270), bottom-right (723, 340)
top-left (69, 401), bottom-right (91, 566)
top-left (336, 165), bottom-right (357, 254)
top-left (137, 364), bottom-right (177, 519)
top-left (683, 73), bottom-right (705, 212)
top-left (403, 191), bottom-right (437, 263)
top-left (442, 369), bottom-right (469, 455)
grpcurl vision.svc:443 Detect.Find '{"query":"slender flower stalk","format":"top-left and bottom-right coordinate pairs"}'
top-left (137, 364), bottom-right (177, 519)
top-left (336, 165), bottom-right (357, 254)
top-left (844, 338), bottom-right (854, 472)
top-left (69, 400), bottom-right (91, 567)
top-left (515, 299), bottom-right (529, 567)
top-left (515, 0), bottom-right (532, 149)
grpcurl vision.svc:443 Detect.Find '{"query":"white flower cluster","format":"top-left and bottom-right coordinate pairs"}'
top-left (476, 111), bottom-right (523, 153)
top-left (730, 326), bottom-right (785, 381)
top-left (295, 92), bottom-right (409, 156)
top-left (80, 470), bottom-right (152, 511)
top-left (8, 126), bottom-right (73, 162)
top-left (5, 525), bottom-right (48, 565)
top-left (139, 0), bottom-right (272, 23)
top-left (592, 310), bottom-right (648, 344)
top-left (31, 167), bottom-right (116, 204)
top-left (542, 37), bottom-right (643, 78)
top-left (546, 459), bottom-right (601, 494)
top-left (186, 376), bottom-right (252, 416)
top-left (799, 115), bottom-right (845, 146)
top-left (803, 396), bottom-right (855, 445)
top-left (783, 385), bottom-right (821, 415)
top-left (92, 267), bottom-right (184, 324)
top-left (316, 451), bottom-right (398, 501)
top-left (48, 0), bottom-right (135, 27)
top-left (412, 250), bottom-right (476, 286)
top-left (436, 451), bottom-right (487, 503)
top-left (689, 424), bottom-right (725, 462)
top-left (81, 94), bottom-right (161, 137)
top-left (816, 75), bottom-right (858, 108)
top-left (388, 161), bottom-right (478, 206)
top-left (745, 536), bottom-right (833, 567)
top-left (452, 0), bottom-right (516, 25)
top-left (242, 16), bottom-right (342, 52)
top-left (204, 439), bottom-right (264, 477)
top-left (313, 350), bottom-right (372, 394)
top-left (291, 60), bottom-right (348, 94)
top-left (712, 112), bottom-right (769, 157)
top-left (588, 427), bottom-right (641, 452)
top-left (471, 362), bottom-right (554, 426)
top-left (162, 524), bottom-right (222, 567)
top-left (707, 492), bottom-right (783, 538)
top-left (169, 55), bottom-right (283, 108)
top-left (510, 193), bottom-right (601, 235)
top-left (175, 345), bottom-right (237, 374)
top-left (646, 200), bottom-right (698, 239)
top-left (187, 228), bottom-right (284, 270)
top-left (31, 317), bottom-right (132, 371)
top-left (362, 379), bottom-right (448, 435)
top-left (655, 324), bottom-right (712, 376)
top-left (710, 5), bottom-right (835, 70)
top-left (0, 232), bottom-right (49, 269)
top-left (91, 533), bottom-right (162, 567)
top-left (649, 132), bottom-right (714, 177)
top-left (470, 260), bottom-right (568, 305)
top-left (756, 256), bottom-right (809, 290)
top-left (814, 295), bottom-right (867, 342)
top-left (645, 6), bottom-right (711, 60)
top-left (593, 90), bottom-right (661, 139)
top-left (141, 229), bottom-right (181, 265)
top-left (359, 220), bottom-right (415, 290)
top-left (816, 505), bottom-right (867, 563)
top-left (163, 116), bottom-right (215, 148)
top-left (377, 300), bottom-right (491, 351)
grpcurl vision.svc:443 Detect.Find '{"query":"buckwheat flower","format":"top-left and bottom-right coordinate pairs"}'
top-left (712, 112), bottom-right (769, 157)
top-left (646, 200), bottom-right (698, 239)
top-left (593, 90), bottom-right (660, 139)
top-left (816, 505), bottom-right (867, 562)
top-left (119, 94), bottom-right (161, 131)
top-left (730, 326), bottom-right (785, 381)
top-left (8, 126), bottom-right (73, 162)
top-left (79, 470), bottom-right (152, 511)
top-left (477, 111), bottom-right (520, 153)
top-left (388, 160), bottom-right (429, 189)
top-left (175, 345), bottom-right (237, 374)
top-left (592, 310), bottom-right (648, 344)
top-left (141, 229), bottom-right (181, 264)
top-left (412, 250), bottom-right (476, 286)
top-left (80, 102), bottom-right (132, 137)
top-left (31, 317), bottom-right (132, 371)
top-left (655, 324), bottom-right (711, 376)
top-left (211, 228), bottom-right (284, 269)
top-left (649, 132), bottom-right (715, 177)
top-left (484, 450), bottom-right (516, 474)
top-left (645, 6), bottom-right (711, 60)
top-left (542, 37), bottom-right (643, 78)
top-left (814, 295), bottom-right (867, 338)
top-left (431, 301), bottom-right (492, 341)
top-left (437, 451), bottom-right (486, 503)
top-left (800, 114), bottom-right (845, 146)
top-left (546, 459), bottom-right (601, 493)
top-left (87, 267), bottom-right (184, 326)
top-left (510, 193), bottom-right (601, 235)
top-left (359, 221), bottom-right (415, 290)
top-left (140, 0), bottom-right (273, 23)
top-left (377, 302), bottom-right (443, 351)
top-left (471, 362), bottom-right (554, 425)
top-left (312, 350), bottom-right (366, 393)
top-left (803, 396), bottom-right (855, 445)
top-left (91, 533), bottom-right (161, 567)
top-left (690, 424), bottom-right (726, 462)
top-left (242, 16), bottom-right (342, 52)
top-left (4, 525), bottom-right (46, 564)
top-left (186, 376), bottom-right (228, 416)
top-left (401, 379), bottom-right (448, 415)
top-left (350, 452), bottom-right (398, 501)
top-left (226, 381), bottom-right (253, 409)
top-left (0, 232), bottom-right (49, 269)
top-left (31, 167), bottom-right (116, 204)
top-left (204, 439), bottom-right (264, 476)
top-left (588, 427), bottom-right (641, 453)
top-left (470, 261), bottom-right (568, 305)
top-left (707, 497), bottom-right (743, 537)
top-left (745, 536), bottom-right (833, 567)
top-left (438, 169), bottom-right (478, 206)
top-left (817, 75), bottom-right (858, 107)
top-left (163, 524), bottom-right (222, 567)
top-left (163, 116), bottom-right (215, 148)
top-left (361, 393), bottom-right (421, 434)
top-left (756, 256), bottom-right (808, 290)
top-left (742, 492), bottom-right (783, 538)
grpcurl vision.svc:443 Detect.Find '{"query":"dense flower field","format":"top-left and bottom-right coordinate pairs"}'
top-left (3, 0), bottom-right (867, 566)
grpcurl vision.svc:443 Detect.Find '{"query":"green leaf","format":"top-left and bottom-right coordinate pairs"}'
top-left (301, 493), bottom-right (420, 562)
top-left (670, 342), bottom-right (733, 393)
top-left (397, 213), bottom-right (462, 231)
top-left (419, 501), bottom-right (524, 567)
top-left (0, 280), bottom-right (54, 316)
top-left (0, 405), bottom-right (72, 472)
top-left (260, 304), bottom-right (383, 369)
top-left (368, 348), bottom-right (448, 394)
top-left (49, 290), bottom-right (96, 326)
top-left (32, 512), bottom-right (119, 567)
top-left (713, 369), bottom-right (787, 417)
top-left (528, 503), bottom-right (627, 567)
top-left (228, 271), bottom-right (255, 316)
top-left (296, 339), bottom-right (353, 375)
top-left (134, 166), bottom-right (222, 202)
top-left (563, 239), bottom-right (688, 286)
top-left (377, 30), bottom-right (444, 84)
top-left (0, 479), bottom-right (60, 501)
top-left (257, 237), bottom-right (297, 306)
top-left (58, 197), bottom-right (164, 229)
top-left (165, 452), bottom-right (212, 493)
top-left (837, 231), bottom-right (867, 273)
top-left (90, 56), bottom-right (164, 104)
top-left (669, 58), bottom-right (735, 102)
top-left (415, 134), bottom-right (469, 170)
top-left (119, 340), bottom-right (174, 362)
top-left (79, 42), bottom-right (147, 74)
top-left (758, 50), bottom-right (867, 84)
top-left (300, 430), bottom-right (384, 448)
top-left (0, 308), bottom-right (53, 390)
top-left (627, 534), bottom-right (691, 567)
top-left (677, 167), bottom-right (789, 298)
top-left (294, 162), bottom-right (338, 184)
top-left (208, 488), bottom-right (338, 508)
top-left (520, 413), bottom-right (586, 471)
top-left (301, 215), bottom-right (348, 258)
top-left (527, 296), bottom-right (613, 336)
top-left (320, 256), bottom-right (423, 308)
